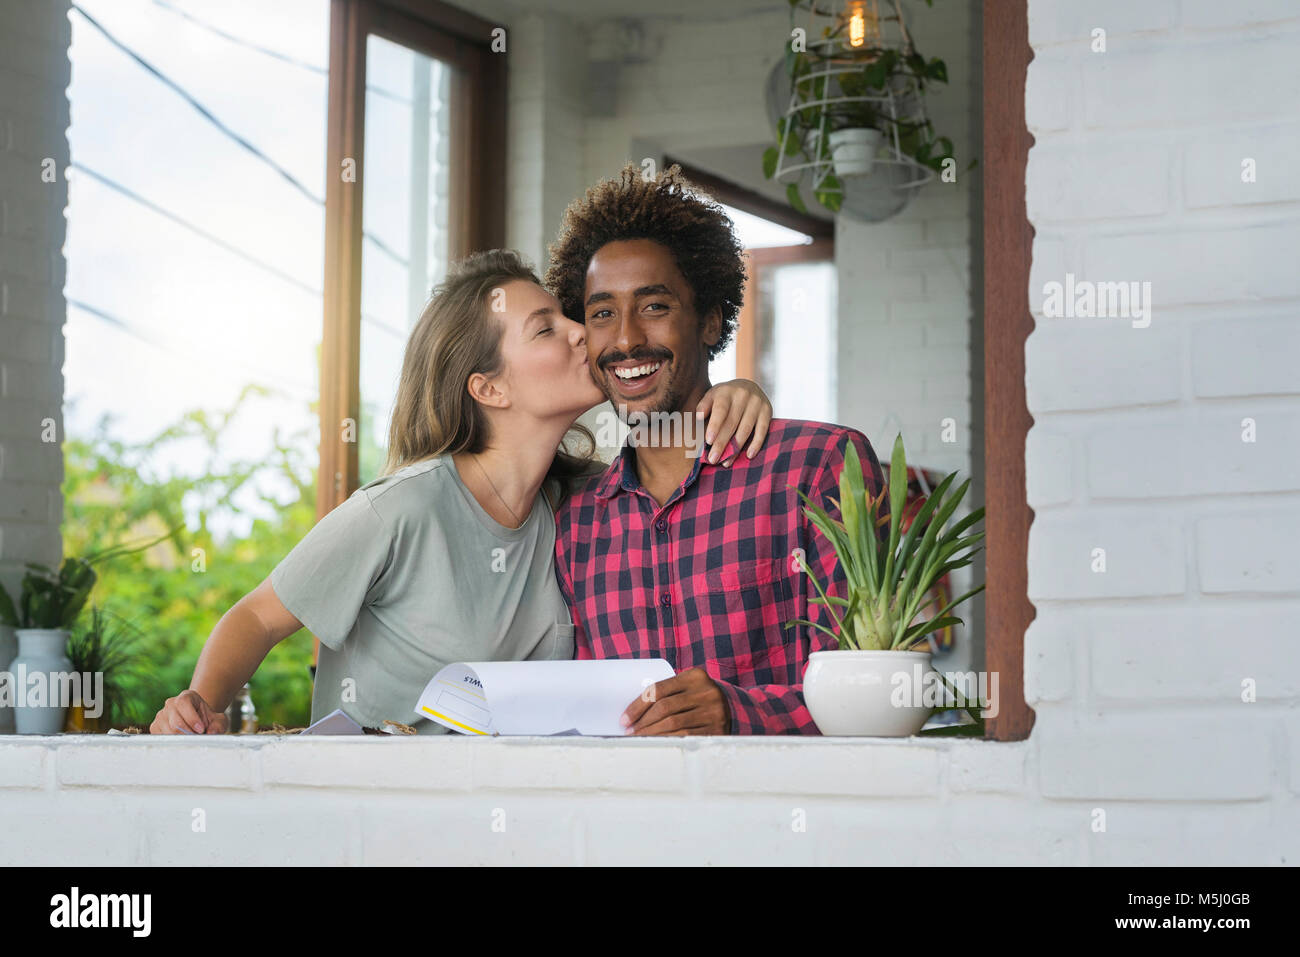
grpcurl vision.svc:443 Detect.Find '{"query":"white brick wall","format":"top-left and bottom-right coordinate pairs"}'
top-left (0, 736), bottom-right (1044, 865)
top-left (504, 11), bottom-right (590, 273)
top-left (3, 732), bottom-right (1292, 865)
top-left (0, 0), bottom-right (70, 731)
top-left (0, 0), bottom-right (68, 572)
top-left (1023, 0), bottom-right (1300, 855)
top-left (578, 12), bottom-right (789, 177)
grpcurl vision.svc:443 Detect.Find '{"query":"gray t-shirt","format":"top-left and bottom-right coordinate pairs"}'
top-left (269, 455), bottom-right (574, 733)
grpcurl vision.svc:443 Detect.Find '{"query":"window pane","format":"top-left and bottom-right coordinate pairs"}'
top-left (358, 34), bottom-right (453, 484)
top-left (759, 262), bottom-right (837, 422)
top-left (64, 0), bottom-right (329, 728)
top-left (709, 203), bottom-right (824, 399)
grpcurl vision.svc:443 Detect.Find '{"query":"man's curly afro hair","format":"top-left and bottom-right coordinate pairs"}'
top-left (544, 163), bottom-right (747, 361)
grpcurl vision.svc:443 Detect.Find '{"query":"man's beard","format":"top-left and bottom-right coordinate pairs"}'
top-left (597, 348), bottom-right (683, 423)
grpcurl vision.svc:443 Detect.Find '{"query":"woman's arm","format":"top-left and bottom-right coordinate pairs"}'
top-left (149, 577), bottom-right (304, 734)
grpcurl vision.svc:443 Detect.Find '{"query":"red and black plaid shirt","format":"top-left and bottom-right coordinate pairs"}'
top-left (554, 418), bottom-right (885, 734)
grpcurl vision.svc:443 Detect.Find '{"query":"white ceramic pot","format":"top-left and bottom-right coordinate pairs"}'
top-left (0, 623), bottom-right (15, 733)
top-left (802, 127), bottom-right (823, 158)
top-left (11, 628), bottom-right (72, 735)
top-left (828, 127), bottom-right (884, 177)
top-left (804, 649), bottom-right (934, 736)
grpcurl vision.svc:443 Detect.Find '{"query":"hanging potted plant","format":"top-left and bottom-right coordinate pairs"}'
top-left (761, 4), bottom-right (958, 216)
top-left (789, 434), bottom-right (986, 736)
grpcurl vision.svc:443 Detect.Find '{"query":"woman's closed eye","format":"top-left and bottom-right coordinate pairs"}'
top-left (535, 326), bottom-right (553, 336)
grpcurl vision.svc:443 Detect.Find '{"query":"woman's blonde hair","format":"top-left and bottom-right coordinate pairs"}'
top-left (381, 249), bottom-right (597, 501)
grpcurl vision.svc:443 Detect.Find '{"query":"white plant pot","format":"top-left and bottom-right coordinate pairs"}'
top-left (11, 628), bottom-right (72, 735)
top-left (828, 128), bottom-right (884, 177)
top-left (0, 624), bottom-right (15, 733)
top-left (804, 649), bottom-right (934, 736)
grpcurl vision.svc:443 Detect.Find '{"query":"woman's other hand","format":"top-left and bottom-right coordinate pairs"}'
top-left (150, 689), bottom-right (230, 735)
top-left (695, 379), bottom-right (773, 466)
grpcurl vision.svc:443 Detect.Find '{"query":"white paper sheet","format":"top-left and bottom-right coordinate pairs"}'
top-left (414, 659), bottom-right (675, 736)
top-left (299, 708), bottom-right (365, 735)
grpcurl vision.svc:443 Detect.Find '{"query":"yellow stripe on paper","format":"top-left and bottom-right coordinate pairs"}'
top-left (421, 705), bottom-right (489, 735)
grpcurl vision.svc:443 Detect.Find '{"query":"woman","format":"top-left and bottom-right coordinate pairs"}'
top-left (150, 250), bottom-right (771, 734)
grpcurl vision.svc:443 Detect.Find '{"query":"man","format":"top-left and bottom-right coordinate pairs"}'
top-left (545, 163), bottom-right (885, 735)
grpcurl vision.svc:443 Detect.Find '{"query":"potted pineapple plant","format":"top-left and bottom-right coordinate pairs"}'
top-left (790, 434), bottom-right (985, 736)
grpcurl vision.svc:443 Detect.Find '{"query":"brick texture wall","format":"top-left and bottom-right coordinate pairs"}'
top-left (0, 0), bottom-right (71, 726)
top-left (1022, 0), bottom-right (1300, 844)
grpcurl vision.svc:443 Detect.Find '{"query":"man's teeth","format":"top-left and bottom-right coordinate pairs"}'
top-left (613, 362), bottom-right (663, 380)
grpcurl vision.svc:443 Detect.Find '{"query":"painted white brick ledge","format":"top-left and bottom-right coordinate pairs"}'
top-left (0, 732), bottom-right (1292, 865)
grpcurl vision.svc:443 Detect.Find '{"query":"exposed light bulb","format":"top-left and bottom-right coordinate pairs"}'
top-left (848, 2), bottom-right (866, 47)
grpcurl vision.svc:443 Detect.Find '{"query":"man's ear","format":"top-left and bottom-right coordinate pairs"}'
top-left (467, 371), bottom-right (510, 411)
top-left (702, 306), bottom-right (723, 350)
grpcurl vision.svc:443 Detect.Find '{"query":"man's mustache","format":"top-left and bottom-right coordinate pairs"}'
top-left (596, 348), bottom-right (673, 371)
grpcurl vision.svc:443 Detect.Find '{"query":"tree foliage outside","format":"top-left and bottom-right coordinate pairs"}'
top-left (61, 385), bottom-right (386, 728)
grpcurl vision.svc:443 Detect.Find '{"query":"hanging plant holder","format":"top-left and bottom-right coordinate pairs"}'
top-left (763, 0), bottom-right (954, 223)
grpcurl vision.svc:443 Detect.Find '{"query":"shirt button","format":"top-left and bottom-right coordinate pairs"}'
top-left (659, 592), bottom-right (671, 606)
top-left (655, 520), bottom-right (667, 534)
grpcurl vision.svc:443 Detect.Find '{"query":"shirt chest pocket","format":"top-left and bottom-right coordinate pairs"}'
top-left (524, 620), bottom-right (574, 661)
top-left (694, 558), bottom-right (798, 680)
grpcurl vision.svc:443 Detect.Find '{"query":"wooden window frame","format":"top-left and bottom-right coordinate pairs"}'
top-left (734, 241), bottom-right (835, 383)
top-left (981, 0), bottom-right (1035, 741)
top-left (318, 0), bottom-right (505, 521)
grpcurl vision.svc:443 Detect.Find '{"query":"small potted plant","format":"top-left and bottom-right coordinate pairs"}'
top-left (789, 434), bottom-right (985, 736)
top-left (0, 558), bottom-right (96, 733)
top-left (1, 531), bottom-right (177, 733)
top-left (64, 604), bottom-right (143, 733)
top-left (0, 612), bottom-right (14, 732)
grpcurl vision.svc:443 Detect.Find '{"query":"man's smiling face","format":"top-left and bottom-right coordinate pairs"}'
top-left (582, 238), bottom-right (720, 422)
